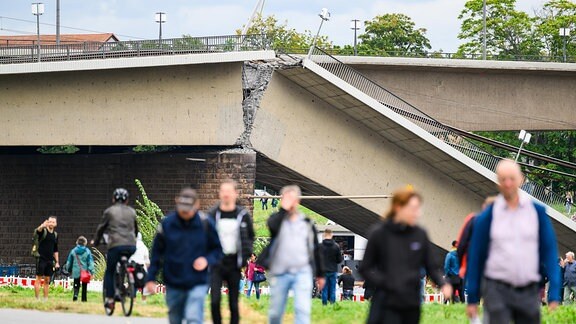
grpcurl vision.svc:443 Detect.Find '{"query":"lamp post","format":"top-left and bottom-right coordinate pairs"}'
top-left (308, 8), bottom-right (330, 58)
top-left (155, 12), bottom-right (166, 47)
top-left (515, 129), bottom-right (532, 163)
top-left (482, 0), bottom-right (487, 60)
top-left (32, 3), bottom-right (44, 63)
top-left (350, 19), bottom-right (360, 56)
top-left (560, 27), bottom-right (571, 62)
top-left (56, 0), bottom-right (60, 45)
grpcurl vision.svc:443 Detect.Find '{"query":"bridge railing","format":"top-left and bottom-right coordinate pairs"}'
top-left (282, 47), bottom-right (576, 63)
top-left (0, 34), bottom-right (270, 64)
top-left (308, 46), bottom-right (568, 213)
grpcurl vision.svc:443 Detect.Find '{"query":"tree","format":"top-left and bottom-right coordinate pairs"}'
top-left (457, 0), bottom-right (542, 58)
top-left (535, 0), bottom-right (576, 59)
top-left (358, 13), bottom-right (431, 56)
top-left (238, 14), bottom-right (331, 53)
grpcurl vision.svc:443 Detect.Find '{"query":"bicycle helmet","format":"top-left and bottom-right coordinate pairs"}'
top-left (112, 188), bottom-right (129, 203)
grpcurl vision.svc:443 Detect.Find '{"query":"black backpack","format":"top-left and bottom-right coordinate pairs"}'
top-left (31, 228), bottom-right (57, 258)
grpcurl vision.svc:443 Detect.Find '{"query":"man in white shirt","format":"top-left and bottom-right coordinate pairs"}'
top-left (207, 180), bottom-right (255, 324)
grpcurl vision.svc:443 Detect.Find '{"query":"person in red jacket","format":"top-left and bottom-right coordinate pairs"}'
top-left (245, 253), bottom-right (265, 299)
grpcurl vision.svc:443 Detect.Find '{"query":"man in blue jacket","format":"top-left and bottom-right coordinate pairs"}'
top-left (146, 187), bottom-right (223, 324)
top-left (466, 160), bottom-right (561, 323)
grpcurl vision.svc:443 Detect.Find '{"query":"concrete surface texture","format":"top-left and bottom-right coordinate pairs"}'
top-left (251, 72), bottom-right (485, 248)
top-left (0, 62), bottom-right (244, 146)
top-left (339, 56), bottom-right (576, 131)
top-left (0, 309), bottom-right (164, 324)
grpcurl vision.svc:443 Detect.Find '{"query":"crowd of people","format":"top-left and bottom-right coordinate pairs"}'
top-left (29, 159), bottom-right (571, 323)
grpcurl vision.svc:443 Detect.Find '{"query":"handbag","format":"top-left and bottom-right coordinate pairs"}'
top-left (74, 253), bottom-right (91, 284)
top-left (253, 270), bottom-right (267, 283)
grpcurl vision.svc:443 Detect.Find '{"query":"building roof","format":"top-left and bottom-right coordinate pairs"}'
top-left (0, 33), bottom-right (119, 46)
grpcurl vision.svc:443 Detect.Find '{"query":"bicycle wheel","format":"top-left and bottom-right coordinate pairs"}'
top-left (119, 264), bottom-right (135, 317)
top-left (102, 279), bottom-right (114, 316)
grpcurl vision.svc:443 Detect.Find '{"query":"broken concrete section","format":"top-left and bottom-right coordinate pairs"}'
top-left (236, 57), bottom-right (301, 148)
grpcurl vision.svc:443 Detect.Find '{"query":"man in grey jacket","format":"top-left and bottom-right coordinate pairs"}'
top-left (93, 188), bottom-right (138, 312)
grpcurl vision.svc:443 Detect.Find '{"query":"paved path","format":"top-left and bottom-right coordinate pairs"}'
top-left (0, 309), bottom-right (166, 324)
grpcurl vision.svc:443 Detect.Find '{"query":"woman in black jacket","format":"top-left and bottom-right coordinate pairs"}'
top-left (359, 188), bottom-right (452, 324)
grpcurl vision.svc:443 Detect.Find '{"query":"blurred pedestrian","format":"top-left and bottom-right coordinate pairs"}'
top-left (466, 160), bottom-right (561, 323)
top-left (566, 192), bottom-right (573, 214)
top-left (320, 229), bottom-right (343, 305)
top-left (64, 236), bottom-right (94, 302)
top-left (562, 251), bottom-right (576, 304)
top-left (245, 253), bottom-right (265, 299)
top-left (359, 188), bottom-right (451, 324)
top-left (145, 187), bottom-right (223, 324)
top-left (261, 197), bottom-right (269, 210)
top-left (130, 232), bottom-right (150, 300)
top-left (263, 185), bottom-right (325, 324)
top-left (208, 180), bottom-right (255, 324)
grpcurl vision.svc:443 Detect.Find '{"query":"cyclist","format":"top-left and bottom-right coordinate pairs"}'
top-left (92, 188), bottom-right (138, 312)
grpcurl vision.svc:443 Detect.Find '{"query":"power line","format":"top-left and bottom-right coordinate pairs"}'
top-left (0, 16), bottom-right (146, 40)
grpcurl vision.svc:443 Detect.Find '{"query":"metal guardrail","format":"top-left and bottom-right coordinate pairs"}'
top-left (0, 34), bottom-right (270, 64)
top-left (308, 46), bottom-right (568, 213)
top-left (282, 47), bottom-right (576, 63)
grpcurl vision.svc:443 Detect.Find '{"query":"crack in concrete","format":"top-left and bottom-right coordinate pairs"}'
top-left (236, 57), bottom-right (302, 148)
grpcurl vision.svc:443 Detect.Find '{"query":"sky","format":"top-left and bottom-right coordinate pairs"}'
top-left (0, 0), bottom-right (548, 52)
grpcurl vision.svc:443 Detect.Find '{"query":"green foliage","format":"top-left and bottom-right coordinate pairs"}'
top-left (173, 34), bottom-right (206, 51)
top-left (134, 179), bottom-right (164, 251)
top-left (132, 145), bottom-right (178, 153)
top-left (359, 13), bottom-right (432, 56)
top-left (457, 0), bottom-right (542, 58)
top-left (253, 237), bottom-right (269, 256)
top-left (91, 247), bottom-right (106, 281)
top-left (37, 145), bottom-right (79, 154)
top-left (535, 0), bottom-right (576, 58)
top-left (238, 14), bottom-right (332, 52)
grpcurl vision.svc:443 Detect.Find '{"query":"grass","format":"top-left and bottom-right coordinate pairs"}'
top-left (3, 285), bottom-right (576, 323)
top-left (252, 200), bottom-right (329, 237)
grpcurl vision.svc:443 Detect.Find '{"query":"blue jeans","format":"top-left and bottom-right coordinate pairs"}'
top-left (247, 280), bottom-right (261, 299)
top-left (321, 272), bottom-right (337, 305)
top-left (269, 268), bottom-right (313, 324)
top-left (166, 285), bottom-right (208, 324)
top-left (104, 245), bottom-right (136, 298)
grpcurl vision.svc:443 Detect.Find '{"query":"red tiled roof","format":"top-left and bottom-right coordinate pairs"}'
top-left (0, 33), bottom-right (119, 46)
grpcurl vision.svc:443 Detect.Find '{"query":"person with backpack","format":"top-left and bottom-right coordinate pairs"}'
top-left (320, 229), bottom-right (343, 305)
top-left (33, 216), bottom-right (59, 300)
top-left (359, 188), bottom-right (451, 324)
top-left (207, 180), bottom-right (255, 324)
top-left (129, 232), bottom-right (150, 300)
top-left (466, 160), bottom-right (561, 323)
top-left (444, 240), bottom-right (463, 303)
top-left (455, 196), bottom-right (497, 282)
top-left (263, 185), bottom-right (325, 324)
top-left (64, 236), bottom-right (94, 302)
top-left (145, 187), bottom-right (223, 324)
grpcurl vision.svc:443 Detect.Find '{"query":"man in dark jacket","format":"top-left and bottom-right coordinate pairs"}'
top-left (266, 185), bottom-right (325, 324)
top-left (208, 180), bottom-right (255, 324)
top-left (320, 229), bottom-right (343, 305)
top-left (145, 187), bottom-right (223, 324)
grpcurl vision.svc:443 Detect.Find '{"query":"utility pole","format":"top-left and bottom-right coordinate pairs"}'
top-left (482, 0), bottom-right (487, 60)
top-left (56, 0), bottom-right (60, 45)
top-left (350, 19), bottom-right (360, 56)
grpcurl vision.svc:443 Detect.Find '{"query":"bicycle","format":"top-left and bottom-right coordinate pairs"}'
top-left (103, 253), bottom-right (136, 317)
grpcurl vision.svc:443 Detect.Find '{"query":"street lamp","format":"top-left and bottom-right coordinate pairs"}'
top-left (350, 19), bottom-right (361, 56)
top-left (155, 12), bottom-right (166, 46)
top-left (560, 27), bottom-right (571, 62)
top-left (515, 129), bottom-right (532, 163)
top-left (308, 8), bottom-right (330, 58)
top-left (31, 3), bottom-right (44, 63)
